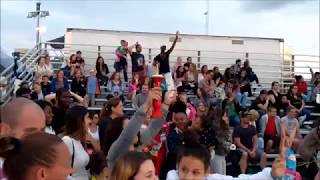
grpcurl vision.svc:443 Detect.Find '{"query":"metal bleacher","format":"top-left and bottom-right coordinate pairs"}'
top-left (1, 41), bottom-right (319, 170)
top-left (1, 41), bottom-right (319, 121)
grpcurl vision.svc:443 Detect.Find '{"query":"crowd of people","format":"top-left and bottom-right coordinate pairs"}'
top-left (1, 31), bottom-right (320, 180)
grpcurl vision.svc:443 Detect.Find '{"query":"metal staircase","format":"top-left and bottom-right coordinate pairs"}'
top-left (1, 41), bottom-right (319, 106)
top-left (0, 44), bottom-right (42, 105)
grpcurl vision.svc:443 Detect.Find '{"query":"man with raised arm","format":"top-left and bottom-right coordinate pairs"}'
top-left (128, 42), bottom-right (146, 84)
top-left (154, 31), bottom-right (179, 90)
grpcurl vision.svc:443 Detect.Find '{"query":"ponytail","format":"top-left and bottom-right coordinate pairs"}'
top-left (0, 137), bottom-right (21, 159)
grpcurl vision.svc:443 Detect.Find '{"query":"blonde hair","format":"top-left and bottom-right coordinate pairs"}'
top-left (248, 109), bottom-right (259, 122)
top-left (111, 152), bottom-right (151, 180)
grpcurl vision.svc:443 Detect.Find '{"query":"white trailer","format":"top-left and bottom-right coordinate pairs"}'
top-left (64, 28), bottom-right (285, 86)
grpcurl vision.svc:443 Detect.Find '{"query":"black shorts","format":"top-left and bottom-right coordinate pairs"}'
top-left (237, 149), bottom-right (264, 162)
top-left (264, 135), bottom-right (280, 150)
top-left (115, 57), bottom-right (127, 71)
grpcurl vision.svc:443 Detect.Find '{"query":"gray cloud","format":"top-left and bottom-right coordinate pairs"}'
top-left (241, 0), bottom-right (310, 12)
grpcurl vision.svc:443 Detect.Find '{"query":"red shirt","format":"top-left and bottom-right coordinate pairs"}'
top-left (294, 81), bottom-right (307, 94)
top-left (265, 116), bottom-right (277, 136)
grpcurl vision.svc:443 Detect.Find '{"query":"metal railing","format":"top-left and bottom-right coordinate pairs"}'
top-left (0, 44), bottom-right (41, 105)
top-left (43, 42), bottom-right (319, 84)
top-left (1, 41), bottom-right (319, 105)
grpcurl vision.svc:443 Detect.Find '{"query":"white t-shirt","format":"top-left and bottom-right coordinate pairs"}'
top-left (45, 126), bottom-right (55, 135)
top-left (36, 64), bottom-right (52, 75)
top-left (166, 168), bottom-right (273, 180)
top-left (62, 136), bottom-right (90, 180)
top-left (198, 73), bottom-right (204, 83)
top-left (88, 127), bottom-right (99, 141)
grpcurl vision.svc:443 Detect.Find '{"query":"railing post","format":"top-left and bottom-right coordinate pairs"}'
top-left (98, 46), bottom-right (101, 57)
top-left (197, 51), bottom-right (201, 69)
top-left (148, 48), bottom-right (152, 63)
top-left (291, 55), bottom-right (295, 78)
top-left (43, 43), bottom-right (48, 55)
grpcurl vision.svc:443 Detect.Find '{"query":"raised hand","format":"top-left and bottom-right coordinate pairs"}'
top-left (272, 136), bottom-right (287, 178)
top-left (142, 87), bottom-right (162, 114)
top-left (163, 90), bottom-right (177, 105)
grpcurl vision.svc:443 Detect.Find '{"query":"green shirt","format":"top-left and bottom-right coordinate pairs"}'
top-left (116, 46), bottom-right (127, 55)
top-left (227, 102), bottom-right (237, 117)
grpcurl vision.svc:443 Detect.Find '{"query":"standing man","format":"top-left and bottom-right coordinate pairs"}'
top-left (129, 42), bottom-right (146, 84)
top-left (154, 31), bottom-right (179, 90)
top-left (115, 40), bottom-right (129, 82)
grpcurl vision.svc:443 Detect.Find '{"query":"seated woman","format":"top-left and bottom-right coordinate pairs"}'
top-left (95, 56), bottom-right (109, 85)
top-left (294, 75), bottom-right (308, 100)
top-left (198, 65), bottom-right (208, 84)
top-left (69, 54), bottom-right (78, 76)
top-left (222, 91), bottom-right (244, 127)
top-left (0, 133), bottom-right (73, 180)
top-left (174, 65), bottom-right (186, 89)
top-left (127, 73), bottom-right (140, 100)
top-left (44, 54), bottom-right (53, 71)
top-left (50, 70), bottom-right (69, 92)
top-left (222, 67), bottom-right (234, 83)
top-left (70, 69), bottom-right (86, 97)
top-left (213, 66), bottom-right (223, 81)
top-left (36, 100), bottom-right (55, 135)
top-left (30, 81), bottom-right (45, 101)
top-left (35, 56), bottom-right (52, 80)
top-left (243, 60), bottom-right (260, 85)
top-left (287, 85), bottom-right (311, 125)
top-left (198, 71), bottom-right (216, 107)
top-left (60, 56), bottom-right (71, 79)
top-left (268, 81), bottom-right (283, 115)
top-left (107, 72), bottom-right (124, 100)
top-left (186, 63), bottom-right (198, 93)
top-left (237, 69), bottom-right (252, 97)
top-left (192, 114), bottom-right (217, 151)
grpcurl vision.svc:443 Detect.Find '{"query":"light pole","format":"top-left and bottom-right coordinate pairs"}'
top-left (27, 2), bottom-right (49, 48)
top-left (204, 0), bottom-right (210, 35)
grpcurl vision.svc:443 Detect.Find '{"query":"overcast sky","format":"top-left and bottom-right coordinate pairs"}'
top-left (1, 0), bottom-right (319, 56)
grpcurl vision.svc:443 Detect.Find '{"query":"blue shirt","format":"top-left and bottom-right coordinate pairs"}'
top-left (286, 148), bottom-right (296, 171)
top-left (87, 76), bottom-right (97, 94)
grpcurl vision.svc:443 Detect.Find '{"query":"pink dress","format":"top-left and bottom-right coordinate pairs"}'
top-left (187, 103), bottom-right (197, 122)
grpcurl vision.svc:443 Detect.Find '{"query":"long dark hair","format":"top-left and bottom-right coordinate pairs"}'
top-left (95, 56), bottom-right (109, 74)
top-left (102, 116), bottom-right (126, 155)
top-left (201, 65), bottom-right (208, 74)
top-left (287, 85), bottom-right (299, 97)
top-left (100, 96), bottom-right (122, 120)
top-left (239, 69), bottom-right (247, 80)
top-left (223, 67), bottom-right (232, 80)
top-left (69, 54), bottom-right (76, 64)
top-left (176, 66), bottom-right (185, 78)
top-left (0, 133), bottom-right (63, 180)
top-left (64, 105), bottom-right (88, 142)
